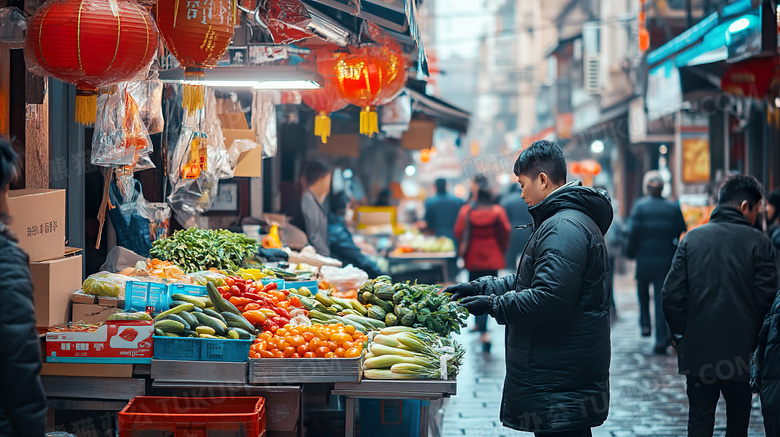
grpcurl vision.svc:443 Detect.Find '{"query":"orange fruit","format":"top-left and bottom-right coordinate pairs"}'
top-left (315, 346), bottom-right (330, 358)
top-left (303, 352), bottom-right (316, 358)
top-left (274, 351), bottom-right (285, 358)
top-left (276, 328), bottom-right (288, 337)
top-left (283, 324), bottom-right (292, 330)
top-left (343, 325), bottom-right (356, 335)
top-left (297, 345), bottom-right (308, 356)
top-left (279, 341), bottom-right (291, 350)
top-left (334, 347), bottom-right (346, 358)
top-left (327, 341), bottom-right (339, 351)
top-left (325, 352), bottom-right (337, 358)
top-left (330, 333), bottom-right (352, 344)
top-left (284, 347), bottom-right (296, 358)
top-left (302, 332), bottom-right (315, 342)
top-left (344, 348), bottom-right (361, 358)
top-left (260, 350), bottom-right (275, 358)
top-left (289, 336), bottom-right (305, 348)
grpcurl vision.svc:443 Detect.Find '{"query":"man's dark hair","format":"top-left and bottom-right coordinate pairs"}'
top-left (767, 188), bottom-right (780, 222)
top-left (513, 140), bottom-right (567, 185)
top-left (301, 159), bottom-right (331, 186)
top-left (718, 175), bottom-right (764, 208)
top-left (0, 138), bottom-right (18, 189)
top-left (435, 178), bottom-right (447, 195)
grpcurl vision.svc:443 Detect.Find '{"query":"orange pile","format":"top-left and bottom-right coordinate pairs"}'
top-left (250, 323), bottom-right (367, 359)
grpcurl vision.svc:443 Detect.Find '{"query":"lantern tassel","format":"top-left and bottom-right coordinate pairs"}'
top-left (360, 107), bottom-right (379, 137)
top-left (75, 89), bottom-right (98, 126)
top-left (315, 111), bottom-right (331, 143)
top-left (182, 84), bottom-right (205, 115)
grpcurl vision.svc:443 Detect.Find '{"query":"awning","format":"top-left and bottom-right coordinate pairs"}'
top-left (301, 0), bottom-right (427, 74)
top-left (407, 89), bottom-right (470, 134)
top-left (647, 0), bottom-right (765, 69)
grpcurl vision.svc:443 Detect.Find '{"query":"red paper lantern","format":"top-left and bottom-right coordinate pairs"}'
top-left (155, 0), bottom-right (236, 114)
top-left (25, 0), bottom-right (159, 125)
top-left (331, 24), bottom-right (407, 137)
top-left (301, 81), bottom-right (348, 144)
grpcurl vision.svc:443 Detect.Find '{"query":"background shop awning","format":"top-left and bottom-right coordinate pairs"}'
top-left (407, 88), bottom-right (470, 134)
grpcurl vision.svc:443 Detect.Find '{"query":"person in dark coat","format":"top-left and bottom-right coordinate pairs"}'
top-left (500, 184), bottom-right (533, 270)
top-left (444, 140), bottom-right (613, 436)
top-left (0, 139), bottom-right (47, 436)
top-left (423, 178), bottom-right (464, 242)
top-left (328, 191), bottom-right (385, 278)
top-left (453, 185), bottom-right (511, 352)
top-left (765, 188), bottom-right (780, 272)
top-left (626, 171), bottom-right (687, 353)
top-left (663, 175), bottom-right (777, 437)
top-left (751, 291), bottom-right (780, 436)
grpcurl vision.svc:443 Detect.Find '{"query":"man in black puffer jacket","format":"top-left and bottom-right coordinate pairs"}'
top-left (663, 175), bottom-right (777, 437)
top-left (0, 138), bottom-right (47, 436)
top-left (626, 171), bottom-right (687, 354)
top-left (444, 140), bottom-right (613, 437)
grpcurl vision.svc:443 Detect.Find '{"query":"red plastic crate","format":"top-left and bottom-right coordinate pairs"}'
top-left (118, 396), bottom-right (266, 437)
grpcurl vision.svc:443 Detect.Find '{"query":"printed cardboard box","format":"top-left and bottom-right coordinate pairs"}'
top-left (46, 320), bottom-right (153, 364)
top-left (7, 189), bottom-right (66, 262)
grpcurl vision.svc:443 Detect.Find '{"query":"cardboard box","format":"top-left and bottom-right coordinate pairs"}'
top-left (31, 253), bottom-right (82, 328)
top-left (41, 362), bottom-right (134, 378)
top-left (7, 189), bottom-right (66, 262)
top-left (72, 302), bottom-right (120, 324)
top-left (46, 320), bottom-right (153, 364)
top-left (218, 109), bottom-right (263, 178)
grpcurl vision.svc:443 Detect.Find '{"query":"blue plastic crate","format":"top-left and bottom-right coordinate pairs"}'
top-left (284, 280), bottom-right (318, 294)
top-left (126, 281), bottom-right (169, 313)
top-left (260, 278), bottom-right (285, 289)
top-left (153, 336), bottom-right (252, 362)
top-left (168, 283), bottom-right (208, 300)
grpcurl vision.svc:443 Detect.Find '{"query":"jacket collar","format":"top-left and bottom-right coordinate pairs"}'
top-left (709, 206), bottom-right (752, 227)
top-left (528, 180), bottom-right (613, 234)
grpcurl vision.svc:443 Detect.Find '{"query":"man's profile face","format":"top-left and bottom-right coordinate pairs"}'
top-left (517, 174), bottom-right (546, 207)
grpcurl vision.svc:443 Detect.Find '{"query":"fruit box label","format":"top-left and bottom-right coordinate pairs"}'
top-left (46, 321), bottom-right (153, 363)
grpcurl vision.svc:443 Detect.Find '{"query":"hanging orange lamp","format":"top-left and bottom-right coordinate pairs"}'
top-left (25, 0), bottom-right (159, 125)
top-left (155, 0), bottom-right (237, 114)
top-left (331, 23), bottom-right (407, 137)
top-left (303, 53), bottom-right (349, 143)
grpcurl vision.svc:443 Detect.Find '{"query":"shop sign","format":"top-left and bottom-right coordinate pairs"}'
top-left (721, 57), bottom-right (780, 99)
top-left (646, 61), bottom-right (682, 121)
top-left (680, 128), bottom-right (710, 183)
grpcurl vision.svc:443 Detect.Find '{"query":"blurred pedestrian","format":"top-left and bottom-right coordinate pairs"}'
top-left (626, 170), bottom-right (687, 353)
top-left (752, 291), bottom-right (780, 437)
top-left (292, 159), bottom-right (332, 256)
top-left (500, 184), bottom-right (532, 271)
top-left (595, 186), bottom-right (622, 318)
top-left (374, 188), bottom-right (392, 207)
top-left (328, 191), bottom-right (385, 278)
top-left (663, 175), bottom-right (777, 437)
top-left (453, 182), bottom-right (511, 352)
top-left (443, 140), bottom-right (613, 436)
top-left (765, 188), bottom-right (780, 271)
top-left (0, 138), bottom-right (47, 436)
top-left (423, 178), bottom-right (464, 242)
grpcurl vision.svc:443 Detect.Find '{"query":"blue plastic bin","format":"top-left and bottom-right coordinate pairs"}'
top-left (260, 278), bottom-right (285, 290)
top-left (168, 283), bottom-right (208, 300)
top-left (359, 399), bottom-right (423, 437)
top-left (284, 280), bottom-right (318, 295)
top-left (153, 336), bottom-right (252, 362)
top-left (126, 281), bottom-right (169, 313)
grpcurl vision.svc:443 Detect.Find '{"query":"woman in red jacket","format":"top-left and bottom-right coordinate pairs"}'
top-left (454, 185), bottom-right (511, 352)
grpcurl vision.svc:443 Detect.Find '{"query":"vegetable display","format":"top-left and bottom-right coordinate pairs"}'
top-left (250, 323), bottom-right (366, 359)
top-left (362, 327), bottom-right (464, 380)
top-left (153, 287), bottom-right (257, 340)
top-left (149, 228), bottom-right (258, 273)
top-left (82, 272), bottom-right (127, 297)
top-left (359, 276), bottom-right (468, 337)
top-left (214, 276), bottom-right (307, 333)
top-left (288, 287), bottom-right (385, 334)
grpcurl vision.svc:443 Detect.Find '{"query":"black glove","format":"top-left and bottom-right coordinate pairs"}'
top-left (459, 295), bottom-right (492, 316)
top-left (443, 282), bottom-right (478, 301)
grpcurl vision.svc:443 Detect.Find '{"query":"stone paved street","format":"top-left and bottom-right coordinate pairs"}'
top-left (440, 273), bottom-right (767, 436)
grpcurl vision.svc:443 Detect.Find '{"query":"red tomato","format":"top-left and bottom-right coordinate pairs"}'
top-left (225, 277), bottom-right (235, 286)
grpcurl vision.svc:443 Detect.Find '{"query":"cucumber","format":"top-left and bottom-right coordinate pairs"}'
top-left (227, 330), bottom-right (240, 339)
top-left (192, 312), bottom-right (227, 335)
top-left (230, 327), bottom-right (253, 339)
top-left (343, 313), bottom-right (386, 330)
top-left (171, 294), bottom-right (207, 309)
top-left (198, 333), bottom-right (219, 339)
top-left (154, 328), bottom-right (165, 336)
top-left (169, 300), bottom-right (188, 309)
top-left (206, 283), bottom-right (242, 316)
top-left (203, 309), bottom-right (227, 324)
top-left (195, 326), bottom-right (216, 336)
top-left (154, 319), bottom-right (185, 333)
top-left (153, 303), bottom-right (195, 322)
top-left (222, 312), bottom-right (257, 334)
top-left (367, 305), bottom-right (386, 321)
top-left (191, 306), bottom-right (204, 313)
top-left (179, 311), bottom-right (198, 328)
top-left (182, 330), bottom-right (198, 337)
top-left (315, 292), bottom-right (334, 307)
top-left (350, 300), bottom-right (369, 316)
top-left (164, 332), bottom-right (180, 337)
top-left (163, 314), bottom-right (190, 330)
top-left (297, 287), bottom-right (312, 297)
top-left (341, 308), bottom-right (360, 316)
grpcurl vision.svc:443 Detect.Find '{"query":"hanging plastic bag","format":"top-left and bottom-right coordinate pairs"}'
top-left (252, 90), bottom-right (278, 158)
top-left (91, 85), bottom-right (154, 171)
top-left (127, 71), bottom-right (165, 135)
top-left (259, 0), bottom-right (314, 44)
top-left (320, 265), bottom-right (369, 293)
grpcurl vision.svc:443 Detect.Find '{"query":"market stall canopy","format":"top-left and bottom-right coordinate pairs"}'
top-left (300, 0), bottom-right (427, 74)
top-left (406, 88), bottom-right (470, 134)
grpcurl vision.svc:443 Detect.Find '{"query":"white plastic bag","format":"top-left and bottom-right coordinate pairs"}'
top-left (320, 265), bottom-right (369, 293)
top-left (252, 90), bottom-right (278, 158)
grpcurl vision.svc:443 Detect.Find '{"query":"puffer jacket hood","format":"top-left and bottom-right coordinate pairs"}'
top-left (530, 180), bottom-right (613, 235)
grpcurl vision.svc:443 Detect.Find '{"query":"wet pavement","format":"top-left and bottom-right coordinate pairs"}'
top-left (441, 273), bottom-right (767, 436)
